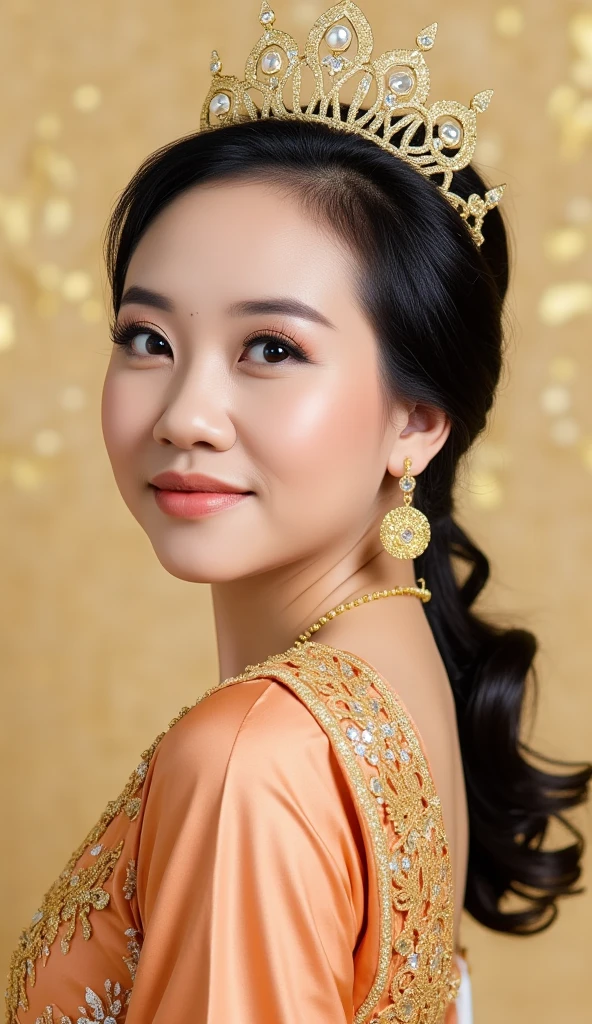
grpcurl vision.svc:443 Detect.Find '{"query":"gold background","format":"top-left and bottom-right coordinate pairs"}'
top-left (1, 0), bottom-right (591, 1019)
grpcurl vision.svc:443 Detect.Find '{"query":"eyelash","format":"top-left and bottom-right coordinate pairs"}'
top-left (109, 320), bottom-right (310, 364)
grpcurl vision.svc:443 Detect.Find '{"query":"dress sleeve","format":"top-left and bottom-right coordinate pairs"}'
top-left (125, 675), bottom-right (368, 1024)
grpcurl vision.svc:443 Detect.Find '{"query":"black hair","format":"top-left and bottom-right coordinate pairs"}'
top-left (104, 112), bottom-right (591, 935)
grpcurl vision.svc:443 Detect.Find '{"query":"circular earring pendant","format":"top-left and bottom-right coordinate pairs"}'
top-left (379, 458), bottom-right (431, 559)
top-left (379, 505), bottom-right (431, 559)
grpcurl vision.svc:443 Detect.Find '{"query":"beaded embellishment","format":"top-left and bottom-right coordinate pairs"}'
top-left (6, 642), bottom-right (459, 1024)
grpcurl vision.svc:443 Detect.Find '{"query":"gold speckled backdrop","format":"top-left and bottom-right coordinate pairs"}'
top-left (1, 0), bottom-right (591, 1019)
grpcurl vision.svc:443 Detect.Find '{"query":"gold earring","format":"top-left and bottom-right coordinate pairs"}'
top-left (379, 457), bottom-right (431, 559)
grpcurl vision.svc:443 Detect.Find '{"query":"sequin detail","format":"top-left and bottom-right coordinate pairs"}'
top-left (122, 860), bottom-right (137, 901)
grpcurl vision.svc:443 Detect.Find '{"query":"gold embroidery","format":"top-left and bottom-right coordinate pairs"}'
top-left (9, 643), bottom-right (459, 1024)
top-left (218, 640), bottom-right (459, 1024)
top-left (122, 860), bottom-right (137, 901)
top-left (6, 744), bottom-right (164, 1021)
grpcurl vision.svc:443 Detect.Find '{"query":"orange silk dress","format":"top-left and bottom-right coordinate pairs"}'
top-left (5, 640), bottom-right (468, 1024)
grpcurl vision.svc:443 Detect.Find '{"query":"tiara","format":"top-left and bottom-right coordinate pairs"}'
top-left (199, 1), bottom-right (506, 247)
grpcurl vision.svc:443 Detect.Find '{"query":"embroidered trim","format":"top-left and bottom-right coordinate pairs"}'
top-left (34, 978), bottom-right (131, 1024)
top-left (5, 712), bottom-right (188, 1022)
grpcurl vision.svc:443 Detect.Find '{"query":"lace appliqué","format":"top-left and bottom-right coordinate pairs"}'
top-left (6, 709), bottom-right (189, 1024)
top-left (34, 978), bottom-right (131, 1024)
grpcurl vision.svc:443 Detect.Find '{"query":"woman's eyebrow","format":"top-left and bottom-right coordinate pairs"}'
top-left (119, 288), bottom-right (337, 330)
top-left (227, 297), bottom-right (337, 330)
top-left (120, 286), bottom-right (175, 312)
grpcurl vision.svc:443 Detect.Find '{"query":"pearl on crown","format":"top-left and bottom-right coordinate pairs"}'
top-left (261, 50), bottom-right (282, 74)
top-left (209, 93), bottom-right (231, 116)
top-left (324, 24), bottom-right (352, 51)
top-left (388, 70), bottom-right (414, 96)
top-left (439, 120), bottom-right (462, 148)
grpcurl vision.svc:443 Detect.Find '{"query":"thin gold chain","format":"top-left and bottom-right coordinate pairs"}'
top-left (293, 578), bottom-right (432, 647)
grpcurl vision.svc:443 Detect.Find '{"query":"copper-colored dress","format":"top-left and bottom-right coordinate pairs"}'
top-left (5, 640), bottom-right (469, 1024)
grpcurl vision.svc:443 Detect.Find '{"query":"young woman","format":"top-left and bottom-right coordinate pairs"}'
top-left (6, 4), bottom-right (591, 1023)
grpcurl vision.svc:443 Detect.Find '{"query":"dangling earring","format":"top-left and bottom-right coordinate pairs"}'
top-left (379, 457), bottom-right (431, 559)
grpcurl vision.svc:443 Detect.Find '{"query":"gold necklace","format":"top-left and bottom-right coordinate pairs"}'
top-left (293, 577), bottom-right (431, 647)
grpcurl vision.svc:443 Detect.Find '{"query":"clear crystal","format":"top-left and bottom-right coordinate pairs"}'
top-left (388, 71), bottom-right (414, 95)
top-left (407, 829), bottom-right (419, 851)
top-left (90, 844), bottom-right (103, 856)
top-left (370, 698), bottom-right (381, 712)
top-left (433, 883), bottom-right (441, 896)
top-left (381, 723), bottom-right (394, 736)
top-left (269, 76), bottom-right (279, 87)
top-left (346, 726), bottom-right (360, 741)
top-left (408, 952), bottom-right (419, 969)
top-left (400, 528), bottom-right (414, 543)
top-left (366, 752), bottom-right (379, 765)
top-left (389, 856), bottom-right (399, 872)
top-left (486, 187), bottom-right (503, 203)
top-left (395, 936), bottom-right (412, 955)
top-left (210, 61), bottom-right (221, 73)
top-left (384, 93), bottom-right (398, 108)
top-left (209, 92), bottom-right (231, 116)
top-left (433, 137), bottom-right (443, 150)
top-left (318, 661), bottom-right (328, 671)
top-left (136, 761), bottom-right (148, 779)
top-left (400, 476), bottom-right (414, 491)
top-left (384, 749), bottom-right (395, 760)
top-left (361, 729), bottom-right (372, 743)
top-left (370, 776), bottom-right (383, 794)
top-left (400, 749), bottom-right (411, 762)
top-left (260, 10), bottom-right (274, 23)
top-left (354, 742), bottom-right (367, 756)
top-left (70, 874), bottom-right (80, 886)
top-left (418, 34), bottom-right (434, 47)
top-left (321, 54), bottom-right (344, 72)
top-left (31, 911), bottom-right (43, 924)
top-left (287, 48), bottom-right (298, 58)
top-left (264, 31), bottom-right (272, 41)
top-left (401, 856), bottom-right (411, 870)
top-left (352, 701), bottom-right (363, 712)
top-left (342, 661), bottom-right (354, 676)
top-left (361, 76), bottom-right (370, 89)
top-left (261, 50), bottom-right (282, 74)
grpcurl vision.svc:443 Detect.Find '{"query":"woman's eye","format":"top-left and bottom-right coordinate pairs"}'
top-left (241, 335), bottom-right (307, 364)
top-left (112, 327), bottom-right (172, 358)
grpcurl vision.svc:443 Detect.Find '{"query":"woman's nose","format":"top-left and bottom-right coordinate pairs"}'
top-left (152, 357), bottom-right (236, 451)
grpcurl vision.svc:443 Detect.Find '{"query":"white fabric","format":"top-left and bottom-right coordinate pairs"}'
top-left (455, 955), bottom-right (474, 1024)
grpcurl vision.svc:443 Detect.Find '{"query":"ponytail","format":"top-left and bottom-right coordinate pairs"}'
top-left (416, 514), bottom-right (592, 933)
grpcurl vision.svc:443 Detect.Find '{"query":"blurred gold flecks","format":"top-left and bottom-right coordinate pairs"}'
top-left (61, 270), bottom-right (92, 303)
top-left (581, 437), bottom-right (592, 470)
top-left (35, 263), bottom-right (63, 291)
top-left (565, 195), bottom-right (592, 223)
top-left (494, 6), bottom-right (524, 38)
top-left (33, 429), bottom-right (64, 457)
top-left (548, 12), bottom-right (592, 161)
top-left (10, 458), bottom-right (44, 491)
top-left (543, 227), bottom-right (587, 262)
top-left (58, 385), bottom-right (87, 412)
top-left (0, 195), bottom-right (31, 245)
top-left (540, 384), bottom-right (571, 416)
top-left (34, 114), bottom-right (62, 141)
top-left (72, 85), bottom-right (102, 112)
top-left (538, 281), bottom-right (592, 325)
top-left (35, 292), bottom-right (61, 318)
top-left (32, 146), bottom-right (78, 189)
top-left (0, 304), bottom-right (16, 351)
top-left (42, 197), bottom-right (73, 235)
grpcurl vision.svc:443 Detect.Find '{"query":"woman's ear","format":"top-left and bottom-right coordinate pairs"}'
top-left (387, 402), bottom-right (451, 477)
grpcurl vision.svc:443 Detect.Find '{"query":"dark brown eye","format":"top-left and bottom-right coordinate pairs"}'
top-left (242, 333), bottom-right (308, 364)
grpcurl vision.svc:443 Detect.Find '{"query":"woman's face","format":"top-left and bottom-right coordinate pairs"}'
top-left (101, 178), bottom-right (410, 584)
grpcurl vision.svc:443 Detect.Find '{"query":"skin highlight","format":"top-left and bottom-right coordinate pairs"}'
top-left (101, 178), bottom-right (467, 940)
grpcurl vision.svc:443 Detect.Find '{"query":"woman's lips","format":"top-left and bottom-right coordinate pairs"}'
top-left (151, 486), bottom-right (251, 519)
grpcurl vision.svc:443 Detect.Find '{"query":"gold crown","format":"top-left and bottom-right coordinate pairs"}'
top-left (200, 1), bottom-right (506, 246)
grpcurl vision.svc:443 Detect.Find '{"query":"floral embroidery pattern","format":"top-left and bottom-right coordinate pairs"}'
top-left (123, 928), bottom-right (142, 983)
top-left (34, 978), bottom-right (131, 1024)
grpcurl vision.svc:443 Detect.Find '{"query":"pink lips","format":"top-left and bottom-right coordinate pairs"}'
top-left (149, 470), bottom-right (252, 520)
